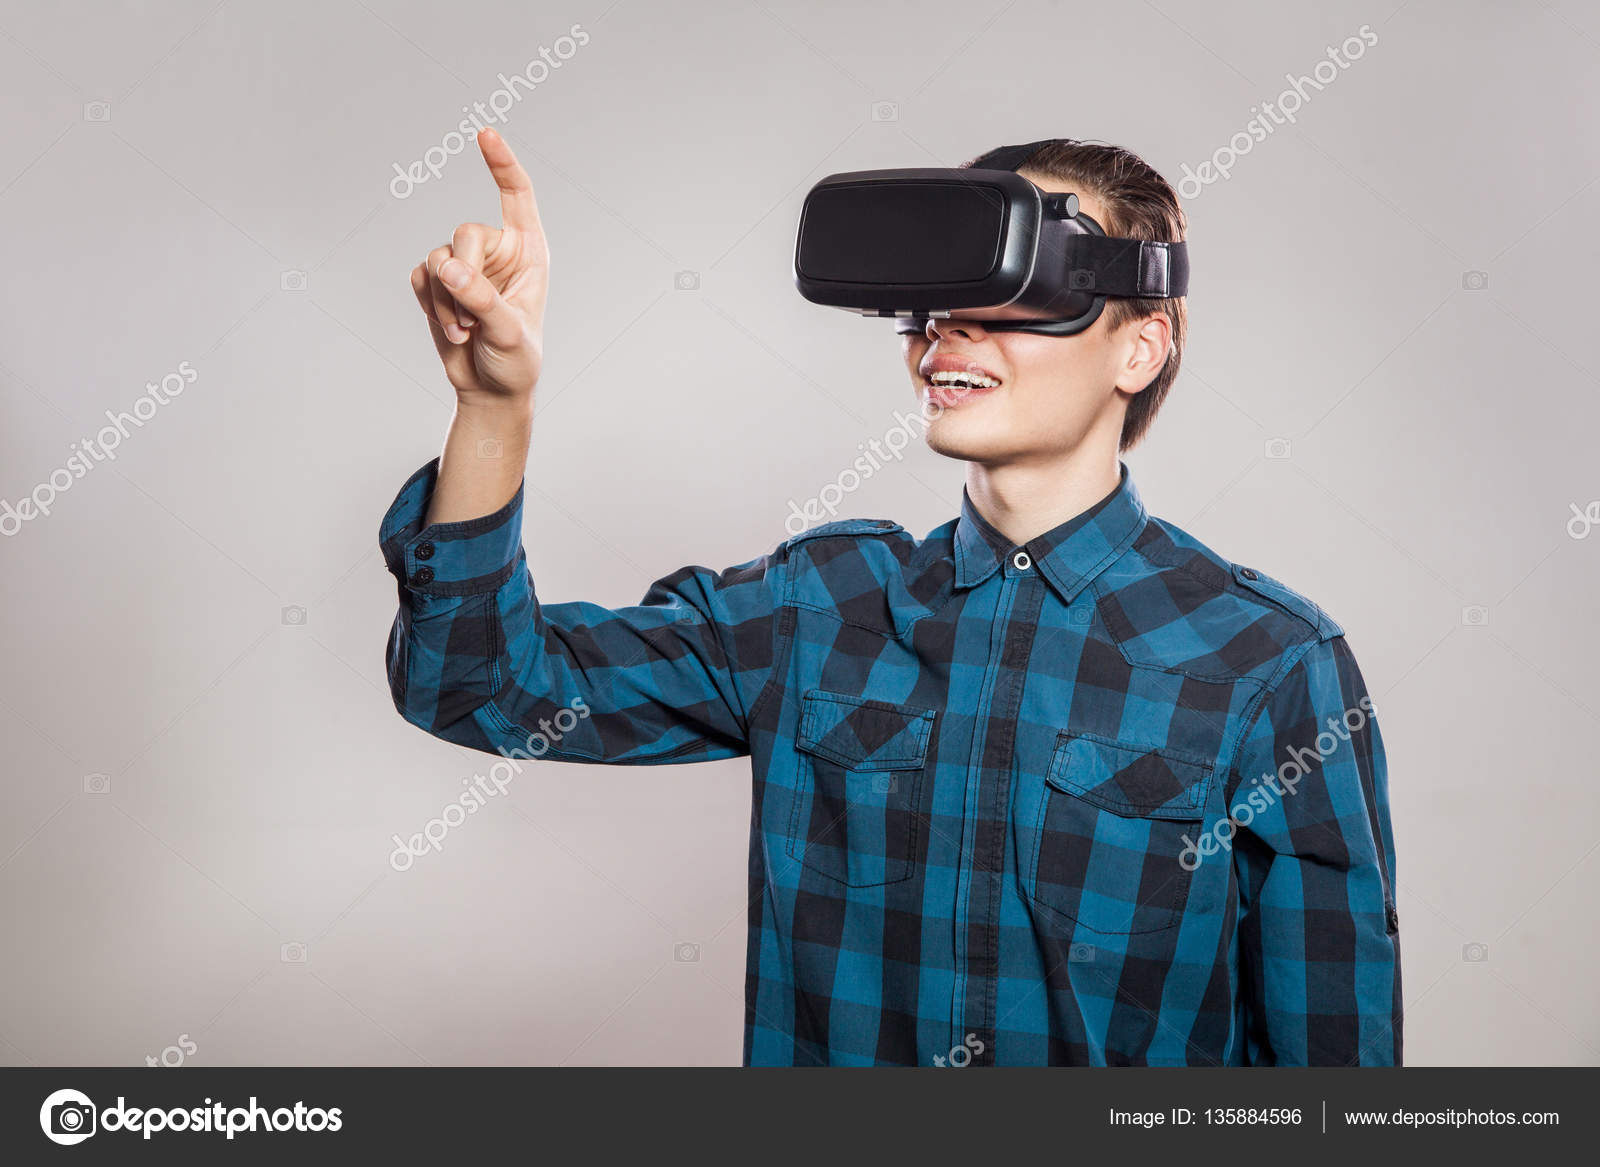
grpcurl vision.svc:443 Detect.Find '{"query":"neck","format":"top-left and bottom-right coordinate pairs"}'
top-left (964, 443), bottom-right (1123, 546)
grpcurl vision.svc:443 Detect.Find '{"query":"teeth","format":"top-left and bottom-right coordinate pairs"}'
top-left (928, 370), bottom-right (1001, 389)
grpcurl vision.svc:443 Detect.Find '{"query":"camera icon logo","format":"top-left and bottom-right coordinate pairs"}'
top-left (40, 1088), bottom-right (97, 1145)
top-left (869, 774), bottom-right (898, 796)
top-left (1462, 942), bottom-right (1489, 962)
top-left (1264, 437), bottom-right (1293, 460)
top-left (1461, 270), bottom-right (1489, 291)
top-left (673, 942), bottom-right (701, 963)
top-left (674, 270), bottom-right (700, 291)
top-left (1068, 269), bottom-right (1096, 290)
top-left (281, 605), bottom-right (307, 626)
top-left (83, 101), bottom-right (111, 122)
top-left (83, 773), bottom-right (110, 795)
top-left (1461, 605), bottom-right (1489, 627)
top-left (280, 269), bottom-right (308, 291)
top-left (1069, 943), bottom-right (1096, 963)
top-left (281, 941), bottom-right (307, 963)
top-left (476, 437), bottom-right (504, 460)
top-left (871, 101), bottom-right (898, 122)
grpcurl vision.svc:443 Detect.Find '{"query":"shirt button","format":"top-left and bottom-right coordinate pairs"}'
top-left (1012, 551), bottom-right (1032, 571)
top-left (415, 541), bottom-right (435, 561)
top-left (1240, 567), bottom-right (1258, 580)
top-left (412, 566), bottom-right (435, 586)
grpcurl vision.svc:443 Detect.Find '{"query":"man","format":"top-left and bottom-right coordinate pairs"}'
top-left (381, 129), bottom-right (1401, 1066)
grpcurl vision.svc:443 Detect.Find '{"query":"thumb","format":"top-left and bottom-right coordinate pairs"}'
top-left (437, 257), bottom-right (525, 348)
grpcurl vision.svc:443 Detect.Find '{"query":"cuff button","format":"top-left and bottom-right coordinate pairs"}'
top-left (412, 566), bottom-right (435, 586)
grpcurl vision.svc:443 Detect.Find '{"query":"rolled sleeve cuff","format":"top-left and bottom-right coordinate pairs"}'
top-left (379, 458), bottom-right (525, 596)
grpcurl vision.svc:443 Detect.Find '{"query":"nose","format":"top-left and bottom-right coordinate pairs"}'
top-left (927, 315), bottom-right (989, 342)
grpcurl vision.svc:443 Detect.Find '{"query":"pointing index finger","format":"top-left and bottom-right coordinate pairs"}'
top-left (477, 128), bottom-right (540, 234)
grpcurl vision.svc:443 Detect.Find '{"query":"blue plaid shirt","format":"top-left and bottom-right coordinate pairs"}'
top-left (380, 459), bottom-right (1401, 1066)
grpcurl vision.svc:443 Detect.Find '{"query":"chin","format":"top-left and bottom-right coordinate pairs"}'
top-left (924, 420), bottom-right (1019, 464)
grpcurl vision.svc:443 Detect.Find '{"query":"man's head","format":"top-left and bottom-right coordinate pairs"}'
top-left (902, 140), bottom-right (1187, 467)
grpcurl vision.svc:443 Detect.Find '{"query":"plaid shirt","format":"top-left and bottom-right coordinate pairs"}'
top-left (380, 459), bottom-right (1401, 1066)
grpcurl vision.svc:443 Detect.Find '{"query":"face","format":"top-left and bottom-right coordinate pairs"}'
top-left (900, 174), bottom-right (1171, 468)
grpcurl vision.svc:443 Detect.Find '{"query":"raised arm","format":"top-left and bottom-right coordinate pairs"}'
top-left (379, 467), bottom-right (784, 763)
top-left (387, 129), bottom-right (784, 765)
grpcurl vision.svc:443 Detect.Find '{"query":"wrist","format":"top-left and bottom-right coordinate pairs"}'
top-left (453, 391), bottom-right (536, 423)
top-left (425, 397), bottom-right (534, 527)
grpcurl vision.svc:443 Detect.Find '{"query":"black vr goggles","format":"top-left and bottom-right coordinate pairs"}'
top-left (793, 139), bottom-right (1189, 336)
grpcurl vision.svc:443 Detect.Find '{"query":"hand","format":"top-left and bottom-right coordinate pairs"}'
top-left (409, 128), bottom-right (548, 405)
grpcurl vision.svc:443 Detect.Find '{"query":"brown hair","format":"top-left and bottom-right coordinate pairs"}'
top-left (964, 140), bottom-right (1188, 450)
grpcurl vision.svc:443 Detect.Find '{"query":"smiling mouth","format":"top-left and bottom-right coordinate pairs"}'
top-left (922, 368), bottom-right (1004, 407)
top-left (927, 369), bottom-right (1002, 389)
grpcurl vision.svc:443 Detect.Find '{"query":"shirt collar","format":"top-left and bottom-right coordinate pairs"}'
top-left (952, 464), bottom-right (1148, 603)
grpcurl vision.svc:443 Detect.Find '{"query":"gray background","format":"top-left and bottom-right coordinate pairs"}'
top-left (1, 0), bottom-right (1596, 1066)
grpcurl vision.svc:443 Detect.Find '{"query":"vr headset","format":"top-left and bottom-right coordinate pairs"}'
top-left (793, 139), bottom-right (1189, 336)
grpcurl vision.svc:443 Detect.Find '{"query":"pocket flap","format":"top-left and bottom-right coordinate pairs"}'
top-left (1046, 733), bottom-right (1212, 819)
top-left (797, 690), bottom-right (935, 771)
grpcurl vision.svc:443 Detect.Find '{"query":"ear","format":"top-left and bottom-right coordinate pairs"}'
top-left (1115, 312), bottom-right (1172, 395)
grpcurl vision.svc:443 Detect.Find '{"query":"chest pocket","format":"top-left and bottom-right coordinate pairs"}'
top-left (786, 690), bottom-right (936, 888)
top-left (1024, 733), bottom-right (1213, 935)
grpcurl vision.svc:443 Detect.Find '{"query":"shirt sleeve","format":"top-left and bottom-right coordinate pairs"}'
top-left (378, 459), bottom-right (786, 764)
top-left (1225, 633), bottom-right (1402, 1065)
